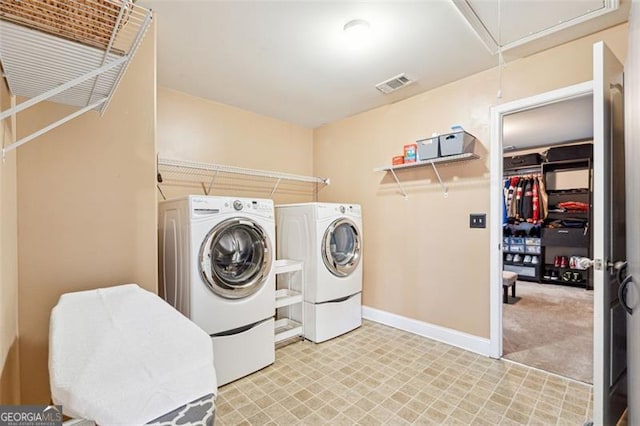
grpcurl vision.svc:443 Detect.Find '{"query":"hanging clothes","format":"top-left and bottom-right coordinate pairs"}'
top-left (502, 173), bottom-right (547, 224)
top-left (538, 176), bottom-right (548, 221)
top-left (522, 178), bottom-right (533, 221)
top-left (503, 179), bottom-right (509, 224)
top-left (532, 177), bottom-right (540, 223)
top-left (516, 178), bottom-right (526, 220)
top-left (508, 176), bottom-right (519, 219)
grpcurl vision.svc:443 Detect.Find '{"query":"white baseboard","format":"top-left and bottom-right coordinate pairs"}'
top-left (362, 305), bottom-right (491, 357)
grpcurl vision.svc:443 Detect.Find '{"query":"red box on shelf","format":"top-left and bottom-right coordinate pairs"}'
top-left (404, 144), bottom-right (417, 163)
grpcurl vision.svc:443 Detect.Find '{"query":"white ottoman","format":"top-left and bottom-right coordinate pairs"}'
top-left (49, 284), bottom-right (217, 425)
top-left (503, 271), bottom-right (518, 303)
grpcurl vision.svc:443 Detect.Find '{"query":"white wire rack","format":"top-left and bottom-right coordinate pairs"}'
top-left (374, 152), bottom-right (480, 198)
top-left (0, 0), bottom-right (153, 154)
top-left (157, 157), bottom-right (330, 200)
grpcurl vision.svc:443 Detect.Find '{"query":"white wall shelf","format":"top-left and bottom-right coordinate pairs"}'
top-left (274, 259), bottom-right (304, 345)
top-left (157, 157), bottom-right (330, 200)
top-left (374, 152), bottom-right (480, 198)
top-left (0, 0), bottom-right (153, 155)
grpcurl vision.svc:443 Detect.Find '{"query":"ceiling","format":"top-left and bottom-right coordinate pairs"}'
top-left (139, 1), bottom-right (629, 129)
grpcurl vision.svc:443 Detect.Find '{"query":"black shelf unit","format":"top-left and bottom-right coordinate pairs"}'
top-left (503, 236), bottom-right (544, 282)
top-left (541, 158), bottom-right (592, 289)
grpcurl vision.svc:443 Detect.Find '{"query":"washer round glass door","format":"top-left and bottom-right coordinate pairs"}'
top-left (199, 218), bottom-right (273, 299)
top-left (322, 218), bottom-right (361, 277)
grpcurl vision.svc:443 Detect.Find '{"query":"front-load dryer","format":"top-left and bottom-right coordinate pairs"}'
top-left (159, 195), bottom-right (275, 385)
top-left (276, 202), bottom-right (363, 342)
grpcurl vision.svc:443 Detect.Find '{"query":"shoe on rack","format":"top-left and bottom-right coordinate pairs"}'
top-left (529, 226), bottom-right (541, 237)
top-left (513, 254), bottom-right (522, 263)
top-left (531, 256), bottom-right (539, 265)
top-left (506, 254), bottom-right (513, 262)
top-left (551, 270), bottom-right (559, 281)
top-left (523, 255), bottom-right (532, 264)
top-left (543, 269), bottom-right (552, 280)
top-left (554, 256), bottom-right (561, 267)
top-left (560, 256), bottom-right (569, 268)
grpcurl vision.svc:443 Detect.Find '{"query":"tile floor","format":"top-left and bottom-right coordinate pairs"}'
top-left (216, 321), bottom-right (593, 425)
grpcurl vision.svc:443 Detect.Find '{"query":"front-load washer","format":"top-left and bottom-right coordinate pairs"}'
top-left (159, 195), bottom-right (275, 385)
top-left (276, 202), bottom-right (363, 342)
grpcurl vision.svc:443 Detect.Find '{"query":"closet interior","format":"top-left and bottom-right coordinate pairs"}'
top-left (503, 143), bottom-right (593, 289)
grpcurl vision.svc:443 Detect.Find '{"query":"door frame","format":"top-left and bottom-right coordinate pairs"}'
top-left (488, 80), bottom-right (594, 358)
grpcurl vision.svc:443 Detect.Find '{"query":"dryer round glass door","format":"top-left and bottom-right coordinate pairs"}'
top-left (199, 218), bottom-right (273, 299)
top-left (322, 218), bottom-right (361, 277)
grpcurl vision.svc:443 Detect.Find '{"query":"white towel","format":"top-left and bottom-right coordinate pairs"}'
top-left (49, 284), bottom-right (217, 425)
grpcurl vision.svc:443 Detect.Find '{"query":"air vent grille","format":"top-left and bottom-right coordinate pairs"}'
top-left (375, 73), bottom-right (415, 94)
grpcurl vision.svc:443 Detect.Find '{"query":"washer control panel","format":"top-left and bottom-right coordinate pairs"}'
top-left (190, 196), bottom-right (274, 218)
top-left (224, 199), bottom-right (273, 212)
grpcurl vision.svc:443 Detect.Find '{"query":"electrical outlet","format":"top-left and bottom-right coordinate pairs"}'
top-left (470, 213), bottom-right (486, 228)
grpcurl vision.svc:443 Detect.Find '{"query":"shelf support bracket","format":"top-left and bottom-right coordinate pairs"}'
top-left (0, 56), bottom-right (128, 123)
top-left (2, 98), bottom-right (107, 154)
top-left (86, 0), bottom-right (130, 107)
top-left (203, 171), bottom-right (218, 195)
top-left (389, 168), bottom-right (408, 199)
top-left (157, 184), bottom-right (166, 201)
top-left (431, 163), bottom-right (448, 198)
top-left (270, 178), bottom-right (282, 196)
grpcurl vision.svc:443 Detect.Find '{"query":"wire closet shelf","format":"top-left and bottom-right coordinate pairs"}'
top-left (156, 157), bottom-right (331, 200)
top-left (0, 0), bottom-right (153, 154)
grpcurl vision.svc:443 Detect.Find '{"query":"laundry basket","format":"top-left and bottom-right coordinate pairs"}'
top-left (1, 0), bottom-right (125, 49)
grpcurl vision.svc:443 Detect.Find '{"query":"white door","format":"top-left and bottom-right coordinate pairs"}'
top-left (623, 3), bottom-right (640, 423)
top-left (591, 41), bottom-right (627, 425)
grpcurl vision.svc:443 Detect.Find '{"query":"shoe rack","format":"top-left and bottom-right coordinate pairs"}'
top-left (503, 234), bottom-right (543, 282)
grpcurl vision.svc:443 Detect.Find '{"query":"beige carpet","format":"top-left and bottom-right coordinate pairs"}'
top-left (503, 280), bottom-right (593, 384)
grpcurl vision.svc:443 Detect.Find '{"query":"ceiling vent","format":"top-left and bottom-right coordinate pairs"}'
top-left (375, 73), bottom-right (415, 94)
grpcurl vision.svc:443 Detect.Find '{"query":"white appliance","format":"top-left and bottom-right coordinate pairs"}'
top-left (159, 195), bottom-right (275, 385)
top-left (276, 202), bottom-right (363, 342)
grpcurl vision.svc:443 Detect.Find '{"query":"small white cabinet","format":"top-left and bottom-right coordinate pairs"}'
top-left (274, 259), bottom-right (304, 344)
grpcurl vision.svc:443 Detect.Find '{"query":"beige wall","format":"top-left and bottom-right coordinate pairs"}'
top-left (0, 80), bottom-right (20, 404)
top-left (314, 24), bottom-right (628, 339)
top-left (157, 88), bottom-right (315, 205)
top-left (15, 24), bottom-right (157, 403)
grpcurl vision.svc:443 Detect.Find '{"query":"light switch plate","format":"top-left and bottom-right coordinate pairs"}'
top-left (470, 213), bottom-right (486, 228)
